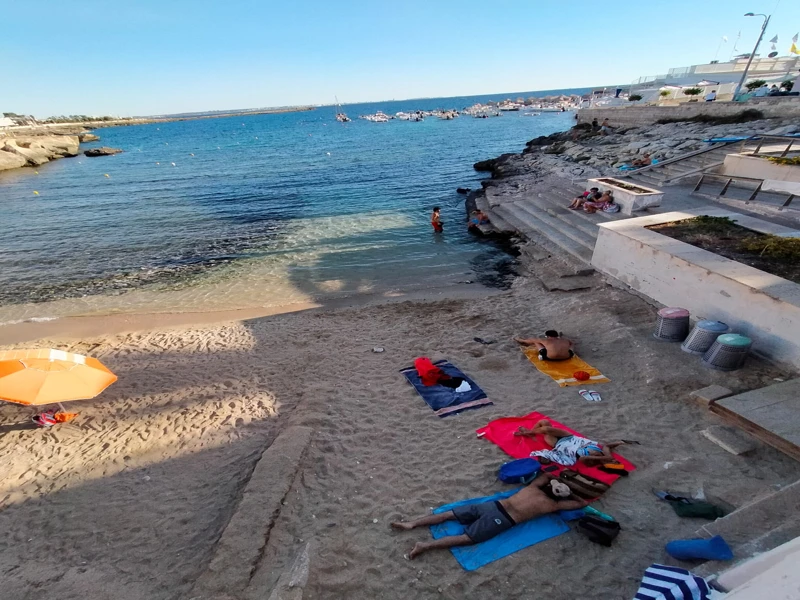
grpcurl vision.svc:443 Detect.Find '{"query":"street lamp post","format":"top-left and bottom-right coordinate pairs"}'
top-left (733, 13), bottom-right (771, 98)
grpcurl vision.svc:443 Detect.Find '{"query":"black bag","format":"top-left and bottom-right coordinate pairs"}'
top-left (558, 469), bottom-right (611, 499)
top-left (577, 515), bottom-right (621, 547)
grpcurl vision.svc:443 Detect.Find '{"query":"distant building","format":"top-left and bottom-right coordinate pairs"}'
top-left (631, 55), bottom-right (800, 102)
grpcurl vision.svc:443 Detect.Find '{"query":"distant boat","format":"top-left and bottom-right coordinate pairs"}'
top-left (335, 96), bottom-right (350, 122)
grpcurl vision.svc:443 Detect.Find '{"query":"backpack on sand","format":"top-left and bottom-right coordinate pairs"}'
top-left (577, 515), bottom-right (621, 546)
top-left (558, 469), bottom-right (610, 499)
top-left (498, 458), bottom-right (541, 485)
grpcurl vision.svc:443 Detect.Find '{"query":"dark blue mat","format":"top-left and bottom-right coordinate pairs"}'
top-left (400, 360), bottom-right (492, 417)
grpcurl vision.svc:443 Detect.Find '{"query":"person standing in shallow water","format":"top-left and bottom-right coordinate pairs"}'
top-left (431, 206), bottom-right (443, 232)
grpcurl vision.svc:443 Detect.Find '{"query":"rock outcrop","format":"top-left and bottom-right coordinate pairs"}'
top-left (84, 146), bottom-right (123, 157)
top-left (0, 135), bottom-right (80, 170)
top-left (78, 132), bottom-right (100, 142)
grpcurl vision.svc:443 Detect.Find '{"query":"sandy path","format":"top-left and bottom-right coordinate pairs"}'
top-left (0, 277), bottom-right (798, 599)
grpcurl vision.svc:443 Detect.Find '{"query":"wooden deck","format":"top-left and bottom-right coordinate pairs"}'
top-left (711, 379), bottom-right (800, 463)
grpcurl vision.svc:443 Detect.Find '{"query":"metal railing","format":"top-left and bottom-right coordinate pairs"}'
top-left (693, 173), bottom-right (797, 210)
top-left (749, 135), bottom-right (800, 158)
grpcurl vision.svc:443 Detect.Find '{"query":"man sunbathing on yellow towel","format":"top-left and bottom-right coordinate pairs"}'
top-left (391, 474), bottom-right (587, 559)
top-left (515, 330), bottom-right (574, 360)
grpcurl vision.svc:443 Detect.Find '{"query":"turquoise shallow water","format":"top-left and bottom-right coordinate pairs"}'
top-left (0, 91), bottom-right (580, 322)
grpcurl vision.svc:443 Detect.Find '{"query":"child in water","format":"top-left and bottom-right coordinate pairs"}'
top-left (431, 207), bottom-right (443, 232)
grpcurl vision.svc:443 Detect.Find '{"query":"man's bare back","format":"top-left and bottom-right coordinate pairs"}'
top-left (515, 331), bottom-right (574, 360)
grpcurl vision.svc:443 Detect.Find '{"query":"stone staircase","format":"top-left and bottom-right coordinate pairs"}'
top-left (482, 181), bottom-right (626, 266)
top-left (692, 479), bottom-right (800, 579)
top-left (623, 142), bottom-right (746, 188)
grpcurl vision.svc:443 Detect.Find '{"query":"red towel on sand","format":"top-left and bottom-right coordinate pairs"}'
top-left (475, 411), bottom-right (636, 486)
top-left (414, 357), bottom-right (445, 386)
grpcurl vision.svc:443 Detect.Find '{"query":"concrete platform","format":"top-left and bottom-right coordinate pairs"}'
top-left (712, 379), bottom-right (800, 462)
top-left (191, 426), bottom-right (313, 600)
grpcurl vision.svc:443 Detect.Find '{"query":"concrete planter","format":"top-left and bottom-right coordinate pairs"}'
top-left (722, 154), bottom-right (800, 183)
top-left (591, 208), bottom-right (800, 368)
top-left (588, 177), bottom-right (664, 215)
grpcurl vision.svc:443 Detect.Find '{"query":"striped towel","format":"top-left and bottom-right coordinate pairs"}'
top-left (634, 564), bottom-right (711, 600)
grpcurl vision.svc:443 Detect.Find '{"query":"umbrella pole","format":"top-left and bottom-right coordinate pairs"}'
top-left (58, 402), bottom-right (66, 413)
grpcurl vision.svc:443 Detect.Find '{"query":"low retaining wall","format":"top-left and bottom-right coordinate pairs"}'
top-left (591, 208), bottom-right (800, 368)
top-left (578, 97), bottom-right (800, 127)
top-left (722, 154), bottom-right (800, 183)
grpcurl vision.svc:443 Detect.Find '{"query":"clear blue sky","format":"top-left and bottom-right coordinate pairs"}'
top-left (3, 0), bottom-right (798, 117)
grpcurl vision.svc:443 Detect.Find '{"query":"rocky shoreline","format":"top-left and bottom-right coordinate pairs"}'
top-left (470, 113), bottom-right (799, 195)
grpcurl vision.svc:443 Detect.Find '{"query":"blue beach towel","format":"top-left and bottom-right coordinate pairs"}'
top-left (430, 489), bottom-right (569, 570)
top-left (400, 359), bottom-right (492, 417)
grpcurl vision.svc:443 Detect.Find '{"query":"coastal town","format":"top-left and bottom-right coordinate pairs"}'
top-left (2, 6), bottom-right (800, 600)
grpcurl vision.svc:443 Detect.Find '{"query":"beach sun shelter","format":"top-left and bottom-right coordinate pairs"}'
top-left (0, 349), bottom-right (117, 405)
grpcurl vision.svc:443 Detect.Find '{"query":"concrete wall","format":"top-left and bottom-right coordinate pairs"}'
top-left (722, 154), bottom-right (800, 182)
top-left (578, 97), bottom-right (800, 127)
top-left (591, 208), bottom-right (800, 368)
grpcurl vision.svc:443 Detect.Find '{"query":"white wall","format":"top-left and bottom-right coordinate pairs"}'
top-left (591, 209), bottom-right (800, 368)
top-left (722, 154), bottom-right (800, 182)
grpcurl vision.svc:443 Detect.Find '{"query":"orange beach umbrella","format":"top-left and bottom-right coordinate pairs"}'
top-left (0, 349), bottom-right (117, 406)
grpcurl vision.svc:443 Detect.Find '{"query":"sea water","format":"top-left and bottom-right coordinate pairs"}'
top-left (0, 92), bottom-right (580, 323)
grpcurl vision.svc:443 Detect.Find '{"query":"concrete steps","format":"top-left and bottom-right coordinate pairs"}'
top-left (692, 479), bottom-right (800, 578)
top-left (513, 201), bottom-right (597, 248)
top-left (493, 203), bottom-right (594, 264)
top-left (626, 144), bottom-right (734, 188)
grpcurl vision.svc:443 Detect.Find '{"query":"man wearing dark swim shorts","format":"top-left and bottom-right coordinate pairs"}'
top-left (514, 329), bottom-right (574, 360)
top-left (391, 475), bottom-right (587, 559)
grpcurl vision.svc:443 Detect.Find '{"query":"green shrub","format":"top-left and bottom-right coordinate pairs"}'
top-left (745, 79), bottom-right (767, 92)
top-left (629, 94), bottom-right (643, 102)
top-left (740, 235), bottom-right (800, 260)
top-left (766, 156), bottom-right (800, 166)
top-left (683, 87), bottom-right (703, 96)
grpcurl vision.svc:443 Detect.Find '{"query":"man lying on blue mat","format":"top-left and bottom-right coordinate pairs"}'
top-left (391, 475), bottom-right (587, 559)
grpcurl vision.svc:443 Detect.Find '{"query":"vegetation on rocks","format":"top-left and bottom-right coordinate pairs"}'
top-left (766, 156), bottom-right (800, 166)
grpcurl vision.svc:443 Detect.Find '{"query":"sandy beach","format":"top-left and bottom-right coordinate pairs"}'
top-left (2, 268), bottom-right (799, 600)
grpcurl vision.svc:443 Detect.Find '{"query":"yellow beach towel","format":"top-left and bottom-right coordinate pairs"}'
top-left (522, 348), bottom-right (610, 387)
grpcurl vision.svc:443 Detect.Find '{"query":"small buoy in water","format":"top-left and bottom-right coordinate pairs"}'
top-left (217, 146), bottom-right (221, 149)
top-left (156, 162), bottom-right (160, 165)
top-left (326, 152), bottom-right (331, 156)
top-left (190, 153), bottom-right (194, 156)
top-left (156, 128), bottom-right (160, 130)
top-left (171, 162), bottom-right (176, 167)
top-left (34, 171), bottom-right (39, 175)
top-left (254, 136), bottom-right (258, 139)
top-left (104, 174), bottom-right (110, 178)
top-left (33, 191), bottom-right (39, 195)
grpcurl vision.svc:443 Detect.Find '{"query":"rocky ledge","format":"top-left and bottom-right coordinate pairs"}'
top-left (84, 146), bottom-right (123, 157)
top-left (472, 116), bottom-right (799, 184)
top-left (0, 135), bottom-right (80, 170)
top-left (78, 132), bottom-right (100, 143)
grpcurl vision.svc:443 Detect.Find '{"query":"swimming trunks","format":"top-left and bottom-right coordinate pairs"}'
top-left (452, 500), bottom-right (516, 543)
top-left (538, 348), bottom-right (575, 361)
